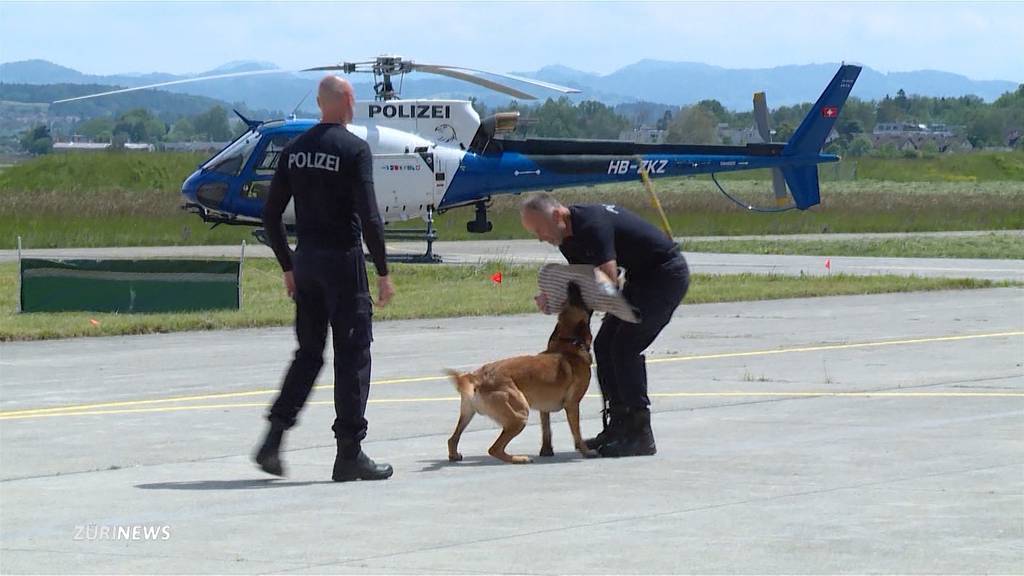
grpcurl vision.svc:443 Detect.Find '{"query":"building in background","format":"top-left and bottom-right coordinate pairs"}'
top-left (619, 126), bottom-right (666, 144)
top-left (871, 122), bottom-right (972, 152)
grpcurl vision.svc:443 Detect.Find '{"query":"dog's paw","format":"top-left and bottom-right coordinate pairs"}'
top-left (539, 446), bottom-right (554, 457)
top-left (511, 455), bottom-right (533, 464)
top-left (448, 452), bottom-right (463, 462)
top-left (578, 447), bottom-right (600, 459)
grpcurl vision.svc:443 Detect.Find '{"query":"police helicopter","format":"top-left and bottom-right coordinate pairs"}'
top-left (56, 56), bottom-right (862, 261)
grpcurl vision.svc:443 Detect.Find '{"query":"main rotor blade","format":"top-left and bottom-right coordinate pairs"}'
top-left (418, 64), bottom-right (580, 94)
top-left (300, 61), bottom-right (376, 73)
top-left (52, 69), bottom-right (305, 104)
top-left (443, 67), bottom-right (580, 94)
top-left (414, 65), bottom-right (538, 100)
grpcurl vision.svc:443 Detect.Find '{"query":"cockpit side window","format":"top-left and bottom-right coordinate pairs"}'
top-left (204, 131), bottom-right (259, 176)
top-left (255, 134), bottom-right (298, 176)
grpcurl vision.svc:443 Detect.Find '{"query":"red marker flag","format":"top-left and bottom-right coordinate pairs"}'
top-left (825, 258), bottom-right (831, 270)
top-left (490, 271), bottom-right (503, 284)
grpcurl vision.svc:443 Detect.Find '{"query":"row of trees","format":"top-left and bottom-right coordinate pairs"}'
top-left (20, 85), bottom-right (1024, 154)
top-left (19, 125), bottom-right (52, 155)
top-left (19, 106), bottom-right (239, 154)
top-left (473, 97), bottom-right (631, 139)
top-left (74, 106), bottom-right (236, 143)
top-left (473, 83), bottom-right (1021, 150)
top-left (659, 86), bottom-right (1024, 149)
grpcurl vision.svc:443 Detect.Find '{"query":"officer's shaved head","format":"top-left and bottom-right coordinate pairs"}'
top-left (317, 75), bottom-right (355, 125)
top-left (521, 192), bottom-right (563, 216)
top-left (521, 192), bottom-right (570, 246)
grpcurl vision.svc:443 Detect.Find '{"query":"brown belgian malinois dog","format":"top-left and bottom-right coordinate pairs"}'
top-left (445, 283), bottom-right (596, 463)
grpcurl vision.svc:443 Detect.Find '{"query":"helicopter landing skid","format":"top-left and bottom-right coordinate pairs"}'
top-left (382, 250), bottom-right (442, 264)
top-left (381, 219), bottom-right (441, 264)
top-left (251, 210), bottom-right (443, 265)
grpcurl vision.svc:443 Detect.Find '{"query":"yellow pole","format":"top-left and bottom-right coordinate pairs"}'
top-left (634, 155), bottom-right (675, 243)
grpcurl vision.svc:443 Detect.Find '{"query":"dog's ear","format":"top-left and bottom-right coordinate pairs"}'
top-left (566, 282), bottom-right (585, 309)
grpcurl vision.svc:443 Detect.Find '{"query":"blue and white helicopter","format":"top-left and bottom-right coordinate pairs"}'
top-left (57, 56), bottom-right (862, 261)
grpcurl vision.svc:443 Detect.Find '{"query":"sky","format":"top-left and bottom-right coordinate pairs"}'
top-left (1, 1), bottom-right (1021, 82)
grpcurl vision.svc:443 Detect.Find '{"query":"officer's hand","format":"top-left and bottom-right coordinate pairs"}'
top-left (283, 271), bottom-right (296, 300)
top-left (593, 269), bottom-right (619, 297)
top-left (534, 292), bottom-right (548, 313)
top-left (377, 275), bottom-right (395, 307)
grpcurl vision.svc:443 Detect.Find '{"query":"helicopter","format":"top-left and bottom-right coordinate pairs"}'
top-left (56, 56), bottom-right (862, 261)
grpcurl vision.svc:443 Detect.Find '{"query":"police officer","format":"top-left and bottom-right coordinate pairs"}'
top-left (255, 76), bottom-right (395, 482)
top-left (521, 193), bottom-right (689, 457)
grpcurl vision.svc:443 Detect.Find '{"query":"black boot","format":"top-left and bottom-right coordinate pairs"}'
top-left (598, 407), bottom-right (657, 458)
top-left (584, 406), bottom-right (626, 450)
top-left (254, 422), bottom-right (286, 477)
top-left (332, 439), bottom-right (393, 482)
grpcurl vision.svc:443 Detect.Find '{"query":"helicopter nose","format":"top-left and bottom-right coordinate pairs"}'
top-left (181, 170), bottom-right (201, 203)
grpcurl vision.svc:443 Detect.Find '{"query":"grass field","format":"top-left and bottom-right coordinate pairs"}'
top-left (2, 151), bottom-right (1023, 249)
top-left (0, 259), bottom-right (1009, 341)
top-left (411, 180), bottom-right (1024, 240)
top-left (683, 232), bottom-right (1024, 259)
top-left (721, 150), bottom-right (1024, 183)
top-left (3, 150), bottom-right (1022, 191)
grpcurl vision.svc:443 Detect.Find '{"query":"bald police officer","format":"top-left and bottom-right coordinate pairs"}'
top-left (521, 193), bottom-right (689, 458)
top-left (255, 76), bottom-right (395, 482)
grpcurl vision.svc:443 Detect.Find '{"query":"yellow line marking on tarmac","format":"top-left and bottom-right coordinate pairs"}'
top-left (1, 391), bottom-right (1022, 421)
top-left (646, 331), bottom-right (1024, 364)
top-left (0, 376), bottom-right (446, 417)
top-left (650, 392), bottom-right (1024, 398)
top-left (1, 331), bottom-right (1020, 420)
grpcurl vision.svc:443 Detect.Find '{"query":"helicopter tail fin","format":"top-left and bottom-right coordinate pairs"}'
top-left (779, 164), bottom-right (821, 210)
top-left (782, 64), bottom-right (861, 157)
top-left (776, 64), bottom-right (861, 209)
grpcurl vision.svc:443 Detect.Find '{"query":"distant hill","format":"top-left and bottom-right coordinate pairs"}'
top-left (0, 83), bottom-right (232, 121)
top-left (1, 58), bottom-right (1019, 112)
top-left (0, 60), bottom-right (319, 113)
top-left (520, 60), bottom-right (1020, 109)
top-left (0, 82), bottom-right (292, 140)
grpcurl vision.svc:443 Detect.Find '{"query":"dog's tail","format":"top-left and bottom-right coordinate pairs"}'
top-left (445, 369), bottom-right (477, 397)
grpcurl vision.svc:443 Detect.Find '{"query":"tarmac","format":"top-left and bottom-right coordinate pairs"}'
top-left (1, 287), bottom-right (1022, 573)
top-left (3, 234), bottom-right (1023, 282)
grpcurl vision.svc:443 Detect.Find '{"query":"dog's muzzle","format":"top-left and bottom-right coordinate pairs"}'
top-left (556, 336), bottom-right (588, 350)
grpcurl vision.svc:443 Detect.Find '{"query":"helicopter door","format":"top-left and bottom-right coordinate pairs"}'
top-left (244, 133), bottom-right (298, 204)
top-left (372, 152), bottom-right (436, 224)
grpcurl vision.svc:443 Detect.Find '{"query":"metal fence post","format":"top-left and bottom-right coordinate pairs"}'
top-left (238, 240), bottom-right (246, 309)
top-left (16, 236), bottom-right (23, 313)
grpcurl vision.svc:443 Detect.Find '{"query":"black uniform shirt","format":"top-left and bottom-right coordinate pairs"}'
top-left (262, 123), bottom-right (388, 276)
top-left (559, 204), bottom-right (677, 280)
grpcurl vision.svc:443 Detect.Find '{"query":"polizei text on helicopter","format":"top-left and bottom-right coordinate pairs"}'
top-left (367, 104), bottom-right (452, 119)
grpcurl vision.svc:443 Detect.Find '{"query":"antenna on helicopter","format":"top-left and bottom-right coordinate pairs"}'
top-left (290, 87), bottom-right (315, 118)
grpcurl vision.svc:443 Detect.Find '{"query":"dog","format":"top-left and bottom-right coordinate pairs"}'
top-left (445, 283), bottom-right (595, 464)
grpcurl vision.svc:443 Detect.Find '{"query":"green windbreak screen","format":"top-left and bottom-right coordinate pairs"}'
top-left (20, 259), bottom-right (241, 313)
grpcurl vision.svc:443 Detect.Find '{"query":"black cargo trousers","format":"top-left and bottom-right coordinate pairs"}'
top-left (268, 244), bottom-right (374, 449)
top-left (593, 253), bottom-right (690, 408)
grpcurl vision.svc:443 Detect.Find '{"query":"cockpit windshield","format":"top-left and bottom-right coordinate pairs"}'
top-left (202, 130), bottom-right (260, 176)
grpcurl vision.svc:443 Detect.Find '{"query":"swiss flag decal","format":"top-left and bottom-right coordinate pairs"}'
top-left (822, 106), bottom-right (839, 118)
